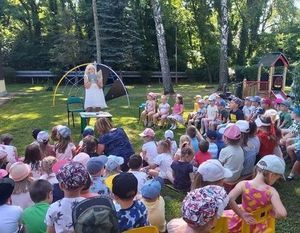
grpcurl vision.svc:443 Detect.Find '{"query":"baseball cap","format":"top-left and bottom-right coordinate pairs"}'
top-left (87, 156), bottom-right (108, 175)
top-left (164, 130), bottom-right (174, 140)
top-left (197, 159), bottom-right (233, 182)
top-left (206, 130), bottom-right (218, 140)
top-left (182, 185), bottom-right (229, 227)
top-left (37, 131), bottom-right (49, 143)
top-left (141, 179), bottom-right (162, 199)
top-left (82, 126), bottom-right (94, 137)
top-left (0, 178), bottom-right (15, 204)
top-left (280, 100), bottom-right (290, 108)
top-left (73, 152), bottom-right (90, 168)
top-left (0, 149), bottom-right (7, 160)
top-left (106, 155), bottom-right (124, 171)
top-left (224, 125), bottom-right (241, 140)
top-left (232, 97), bottom-right (242, 106)
top-left (217, 99), bottom-right (226, 107)
top-left (0, 169), bottom-right (8, 178)
top-left (250, 96), bottom-right (261, 103)
top-left (262, 98), bottom-right (272, 105)
top-left (58, 126), bottom-right (71, 138)
top-left (263, 109), bottom-right (279, 122)
top-left (257, 155), bottom-right (286, 179)
top-left (112, 172), bottom-right (138, 199)
top-left (56, 161), bottom-right (89, 190)
top-left (235, 120), bottom-right (250, 133)
top-left (9, 162), bottom-right (31, 182)
top-left (139, 128), bottom-right (155, 138)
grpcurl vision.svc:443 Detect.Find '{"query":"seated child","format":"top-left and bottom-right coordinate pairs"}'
top-left (45, 162), bottom-right (88, 233)
top-left (242, 97), bottom-right (252, 120)
top-left (87, 156), bottom-right (109, 195)
top-left (194, 140), bottom-right (212, 166)
top-left (167, 94), bottom-right (184, 130)
top-left (229, 97), bottom-right (244, 123)
top-left (219, 125), bottom-right (244, 182)
top-left (128, 154), bottom-right (148, 194)
top-left (141, 178), bottom-right (166, 232)
top-left (37, 131), bottom-right (55, 158)
top-left (0, 133), bottom-right (18, 164)
top-left (171, 146), bottom-right (194, 192)
top-left (279, 100), bottom-right (292, 129)
top-left (9, 162), bottom-right (34, 209)
top-left (214, 99), bottom-right (228, 125)
top-left (224, 155), bottom-right (287, 232)
top-left (249, 96), bottom-right (262, 121)
top-left (139, 128), bottom-right (158, 164)
top-left (0, 178), bottom-right (23, 233)
top-left (76, 126), bottom-right (95, 154)
top-left (24, 143), bottom-right (42, 178)
top-left (55, 126), bottom-right (76, 160)
top-left (40, 156), bottom-right (58, 185)
top-left (185, 95), bottom-right (201, 125)
top-left (104, 155), bottom-right (124, 191)
top-left (22, 180), bottom-right (52, 233)
top-left (153, 95), bottom-right (170, 126)
top-left (174, 135), bottom-right (191, 161)
top-left (206, 130), bottom-right (219, 159)
top-left (186, 125), bottom-right (202, 153)
top-left (164, 130), bottom-right (178, 156)
top-left (80, 175), bottom-right (99, 198)
top-left (0, 149), bottom-right (8, 169)
top-left (141, 92), bottom-right (156, 127)
top-left (112, 173), bottom-right (148, 232)
top-left (201, 97), bottom-right (218, 134)
top-left (193, 99), bottom-right (207, 129)
top-left (167, 185), bottom-right (228, 233)
top-left (80, 135), bottom-right (99, 158)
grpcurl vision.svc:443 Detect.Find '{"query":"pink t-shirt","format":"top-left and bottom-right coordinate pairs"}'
top-left (55, 143), bottom-right (75, 160)
top-left (173, 104), bottom-right (184, 115)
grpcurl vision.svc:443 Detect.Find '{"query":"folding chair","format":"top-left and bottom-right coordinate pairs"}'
top-left (66, 96), bottom-right (85, 127)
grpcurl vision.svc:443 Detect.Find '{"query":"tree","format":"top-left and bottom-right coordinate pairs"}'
top-left (291, 63), bottom-right (300, 107)
top-left (92, 0), bottom-right (101, 63)
top-left (151, 0), bottom-right (174, 94)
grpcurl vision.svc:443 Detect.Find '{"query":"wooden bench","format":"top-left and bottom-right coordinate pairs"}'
top-left (15, 71), bottom-right (56, 85)
top-left (118, 71), bottom-right (187, 83)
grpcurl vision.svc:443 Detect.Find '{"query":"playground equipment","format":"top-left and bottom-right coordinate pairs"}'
top-left (242, 52), bottom-right (289, 100)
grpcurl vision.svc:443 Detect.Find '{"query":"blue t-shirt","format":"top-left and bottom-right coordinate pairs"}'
top-left (99, 128), bottom-right (135, 162)
top-left (208, 142), bottom-right (218, 159)
top-left (90, 176), bottom-right (109, 195)
top-left (190, 137), bottom-right (199, 153)
top-left (171, 161), bottom-right (193, 191)
top-left (117, 200), bottom-right (148, 232)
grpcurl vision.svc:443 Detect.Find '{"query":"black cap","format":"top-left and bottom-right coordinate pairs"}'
top-left (0, 178), bottom-right (15, 204)
top-left (112, 173), bottom-right (137, 199)
top-left (32, 128), bottom-right (42, 140)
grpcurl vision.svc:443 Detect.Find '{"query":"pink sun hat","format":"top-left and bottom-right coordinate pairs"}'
top-left (73, 152), bottom-right (90, 168)
top-left (139, 128), bottom-right (155, 138)
top-left (224, 125), bottom-right (241, 140)
top-left (9, 162), bottom-right (31, 182)
top-left (52, 159), bottom-right (70, 174)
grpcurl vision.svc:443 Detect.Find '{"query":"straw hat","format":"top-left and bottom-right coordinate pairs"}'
top-left (9, 162), bottom-right (31, 182)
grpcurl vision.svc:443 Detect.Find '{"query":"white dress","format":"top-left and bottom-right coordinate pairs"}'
top-left (84, 73), bottom-right (107, 109)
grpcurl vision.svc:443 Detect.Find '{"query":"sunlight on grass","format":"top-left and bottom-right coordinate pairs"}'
top-left (1, 112), bottom-right (41, 120)
top-left (26, 86), bottom-right (44, 92)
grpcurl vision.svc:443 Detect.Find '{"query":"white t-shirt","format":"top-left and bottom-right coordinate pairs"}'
top-left (11, 192), bottom-right (34, 210)
top-left (129, 170), bottom-right (148, 193)
top-left (206, 105), bottom-right (218, 120)
top-left (170, 140), bottom-right (178, 156)
top-left (243, 106), bottom-right (252, 118)
top-left (0, 204), bottom-right (23, 233)
top-left (40, 173), bottom-right (59, 185)
top-left (55, 143), bottom-right (75, 161)
top-left (0, 144), bottom-right (17, 164)
top-left (219, 145), bottom-right (244, 182)
top-left (153, 153), bottom-right (173, 179)
top-left (45, 197), bottom-right (85, 233)
top-left (159, 103), bottom-right (170, 115)
top-left (142, 141), bottom-right (158, 164)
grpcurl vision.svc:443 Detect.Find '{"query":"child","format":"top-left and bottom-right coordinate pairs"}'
top-left (186, 125), bottom-right (201, 153)
top-left (55, 126), bottom-right (76, 160)
top-left (201, 97), bottom-right (218, 134)
top-left (0, 149), bottom-right (8, 169)
top-left (216, 99), bottom-right (229, 124)
top-left (192, 159), bottom-right (233, 190)
top-left (171, 146), bottom-right (194, 192)
top-left (40, 156), bottom-right (59, 185)
top-left (0, 133), bottom-right (18, 164)
top-left (250, 96), bottom-right (262, 121)
top-left (9, 162), bottom-right (34, 209)
top-left (76, 126), bottom-right (95, 153)
top-left (31, 129), bottom-right (42, 144)
top-left (193, 99), bottom-right (207, 129)
top-left (50, 125), bottom-right (62, 143)
top-left (87, 156), bottom-right (110, 195)
top-left (104, 155), bottom-right (124, 191)
top-left (22, 180), bottom-right (53, 233)
top-left (0, 178), bottom-right (23, 232)
top-left (185, 95), bottom-right (201, 125)
top-left (229, 97), bottom-right (244, 123)
top-left (80, 175), bottom-right (99, 198)
top-left (167, 94), bottom-right (184, 130)
top-left (219, 125), bottom-right (244, 182)
top-left (164, 130), bottom-right (178, 156)
top-left (174, 135), bottom-right (191, 161)
top-left (45, 161), bottom-right (88, 233)
top-left (112, 172), bottom-right (148, 232)
top-left (167, 185), bottom-right (228, 233)
top-left (148, 140), bottom-right (174, 183)
top-left (141, 179), bottom-right (166, 232)
top-left (37, 131), bottom-right (55, 158)
top-left (224, 155), bottom-right (287, 232)
top-left (24, 143), bottom-right (42, 178)
top-left (242, 97), bottom-right (252, 120)
top-left (261, 97), bottom-right (272, 113)
top-left (206, 130), bottom-right (219, 159)
top-left (141, 92), bottom-right (156, 127)
top-left (194, 139), bottom-right (212, 167)
top-left (72, 152), bottom-right (90, 168)
top-left (153, 95), bottom-right (170, 126)
top-left (81, 135), bottom-right (99, 157)
top-left (279, 100), bottom-right (292, 129)
top-left (128, 154), bottom-right (148, 194)
top-left (139, 128), bottom-right (158, 164)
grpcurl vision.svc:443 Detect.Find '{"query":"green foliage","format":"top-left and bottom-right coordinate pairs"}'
top-left (291, 63), bottom-right (300, 106)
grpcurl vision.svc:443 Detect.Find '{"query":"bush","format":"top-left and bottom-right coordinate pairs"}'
top-left (3, 67), bottom-right (16, 83)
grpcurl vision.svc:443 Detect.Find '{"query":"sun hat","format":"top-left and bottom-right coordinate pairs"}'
top-left (139, 128), bottom-right (155, 138)
top-left (0, 169), bottom-right (8, 178)
top-left (148, 92), bottom-right (156, 98)
top-left (203, 95), bottom-right (209, 100)
top-left (280, 100), bottom-right (290, 108)
top-left (218, 123), bottom-right (234, 135)
top-left (52, 159), bottom-right (70, 174)
top-left (9, 162), bottom-right (31, 182)
top-left (37, 131), bottom-right (49, 143)
top-left (263, 109), bottom-right (279, 122)
top-left (106, 155), bottom-right (124, 171)
top-left (58, 126), bottom-right (71, 138)
top-left (262, 98), bottom-right (272, 106)
top-left (87, 156), bottom-right (108, 175)
top-left (112, 172), bottom-right (138, 199)
top-left (141, 179), bottom-right (162, 199)
top-left (257, 155), bottom-right (286, 179)
top-left (223, 125), bottom-right (241, 140)
top-left (0, 149), bottom-right (7, 160)
top-left (250, 96), bottom-right (261, 103)
top-left (255, 115), bottom-right (271, 127)
top-left (206, 130), bottom-right (218, 140)
top-left (235, 120), bottom-right (250, 133)
top-left (194, 95), bottom-right (202, 99)
top-left (197, 159), bottom-right (233, 182)
top-left (232, 97), bottom-right (242, 106)
top-left (208, 94), bottom-right (216, 101)
top-left (73, 152), bottom-right (90, 168)
top-left (182, 185), bottom-right (229, 227)
top-left (0, 178), bottom-right (15, 203)
top-left (164, 130), bottom-right (174, 140)
top-left (56, 161), bottom-right (89, 190)
top-left (82, 126), bottom-right (94, 137)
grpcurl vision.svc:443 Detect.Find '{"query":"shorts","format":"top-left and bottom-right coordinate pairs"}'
top-left (296, 150), bottom-right (300, 161)
top-left (168, 114), bottom-right (184, 123)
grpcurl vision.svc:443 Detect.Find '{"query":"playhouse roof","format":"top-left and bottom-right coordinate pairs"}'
top-left (258, 52), bottom-right (289, 67)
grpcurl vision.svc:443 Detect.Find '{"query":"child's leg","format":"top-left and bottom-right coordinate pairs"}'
top-left (147, 111), bottom-right (155, 126)
top-left (288, 151), bottom-right (300, 180)
top-left (160, 114), bottom-right (168, 126)
top-left (152, 113), bottom-right (160, 124)
top-left (140, 110), bottom-right (147, 122)
top-left (287, 144), bottom-right (296, 162)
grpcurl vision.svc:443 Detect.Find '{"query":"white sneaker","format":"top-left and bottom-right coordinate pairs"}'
top-left (169, 124), bottom-right (174, 129)
top-left (172, 124), bottom-right (177, 130)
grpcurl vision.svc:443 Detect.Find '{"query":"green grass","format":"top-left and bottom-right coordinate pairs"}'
top-left (1, 83), bottom-right (300, 232)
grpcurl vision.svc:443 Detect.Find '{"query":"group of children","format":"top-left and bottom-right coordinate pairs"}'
top-left (0, 91), bottom-right (298, 232)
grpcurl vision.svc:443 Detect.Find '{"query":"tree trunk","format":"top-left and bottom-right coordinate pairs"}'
top-left (151, 0), bottom-right (174, 94)
top-left (218, 0), bottom-right (229, 90)
top-left (92, 0), bottom-right (101, 63)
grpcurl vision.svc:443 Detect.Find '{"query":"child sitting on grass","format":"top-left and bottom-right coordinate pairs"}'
top-left (112, 172), bottom-right (148, 232)
top-left (55, 126), bottom-right (76, 160)
top-left (185, 95), bottom-right (201, 125)
top-left (22, 180), bottom-right (53, 233)
top-left (128, 154), bottom-right (148, 194)
top-left (164, 130), bottom-right (178, 156)
top-left (186, 125), bottom-right (202, 153)
top-left (104, 155), bottom-right (124, 191)
top-left (141, 92), bottom-right (156, 127)
top-left (242, 97), bottom-right (252, 121)
top-left (139, 128), bottom-right (158, 164)
top-left (206, 130), bottom-right (219, 159)
top-left (174, 135), bottom-right (191, 161)
top-left (40, 156), bottom-right (58, 185)
top-left (36, 131), bottom-right (55, 158)
top-left (279, 100), bottom-right (292, 129)
top-left (224, 155), bottom-right (287, 232)
top-left (0, 133), bottom-right (18, 164)
top-left (153, 95), bottom-right (170, 127)
top-left (194, 140), bottom-right (212, 166)
top-left (141, 178), bottom-right (166, 232)
top-left (24, 143), bottom-right (42, 178)
top-left (81, 135), bottom-right (99, 157)
top-left (193, 99), bottom-right (207, 129)
top-left (167, 94), bottom-right (184, 130)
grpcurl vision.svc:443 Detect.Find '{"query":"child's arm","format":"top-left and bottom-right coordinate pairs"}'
top-left (178, 105), bottom-right (184, 115)
top-left (228, 181), bottom-right (256, 224)
top-left (195, 128), bottom-right (204, 141)
top-left (270, 187), bottom-right (287, 218)
top-left (46, 226), bottom-right (55, 233)
top-left (84, 75), bottom-right (91, 89)
top-left (279, 120), bottom-right (287, 129)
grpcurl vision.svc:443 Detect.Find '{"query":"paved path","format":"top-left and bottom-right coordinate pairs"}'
top-left (0, 93), bottom-right (14, 106)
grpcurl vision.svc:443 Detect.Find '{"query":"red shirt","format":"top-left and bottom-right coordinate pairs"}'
top-left (195, 151), bottom-right (212, 166)
top-left (257, 129), bottom-right (277, 157)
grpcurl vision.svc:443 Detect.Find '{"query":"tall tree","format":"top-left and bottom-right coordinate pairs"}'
top-left (92, 0), bottom-right (101, 63)
top-left (151, 0), bottom-right (174, 94)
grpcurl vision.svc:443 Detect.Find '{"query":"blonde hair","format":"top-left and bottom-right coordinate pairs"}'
top-left (41, 156), bottom-right (57, 174)
top-left (179, 135), bottom-right (191, 148)
top-left (95, 118), bottom-right (113, 134)
top-left (158, 140), bottom-right (171, 153)
top-left (84, 63), bottom-right (96, 77)
top-left (13, 177), bottom-right (33, 195)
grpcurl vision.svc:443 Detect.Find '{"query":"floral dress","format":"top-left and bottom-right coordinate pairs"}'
top-left (224, 181), bottom-right (272, 232)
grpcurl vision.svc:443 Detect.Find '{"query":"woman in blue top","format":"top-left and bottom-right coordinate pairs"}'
top-left (95, 118), bottom-right (134, 171)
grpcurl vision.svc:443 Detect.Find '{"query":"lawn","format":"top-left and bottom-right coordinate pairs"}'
top-left (1, 83), bottom-right (300, 232)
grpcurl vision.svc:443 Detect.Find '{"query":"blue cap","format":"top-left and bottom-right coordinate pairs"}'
top-left (206, 130), bottom-right (218, 140)
top-left (58, 126), bottom-right (71, 138)
top-left (141, 179), bottom-right (162, 199)
top-left (87, 156), bottom-right (108, 175)
top-left (82, 126), bottom-right (94, 137)
top-left (250, 96), bottom-right (261, 103)
top-left (217, 100), bottom-right (226, 107)
top-left (293, 107), bottom-right (300, 116)
top-left (106, 155), bottom-right (124, 171)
